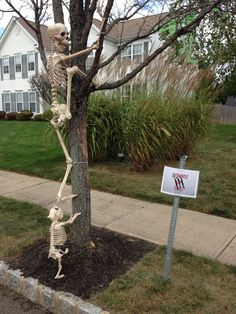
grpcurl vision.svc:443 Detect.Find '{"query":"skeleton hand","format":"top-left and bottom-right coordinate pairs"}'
top-left (68, 212), bottom-right (81, 224)
top-left (92, 40), bottom-right (99, 50)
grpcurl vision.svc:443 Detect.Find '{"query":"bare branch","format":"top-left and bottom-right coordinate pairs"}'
top-left (95, 0), bottom-right (223, 91)
top-left (3, 0), bottom-right (37, 32)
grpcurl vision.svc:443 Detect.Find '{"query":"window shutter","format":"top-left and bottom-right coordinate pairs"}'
top-left (35, 52), bottom-right (39, 77)
top-left (23, 92), bottom-right (29, 110)
top-left (9, 57), bottom-right (15, 80)
top-left (36, 91), bottom-right (40, 113)
top-left (0, 58), bottom-right (3, 81)
top-left (117, 46), bottom-right (121, 63)
top-left (144, 42), bottom-right (149, 57)
top-left (2, 93), bottom-right (4, 111)
top-left (11, 93), bottom-right (16, 112)
top-left (22, 54), bottom-right (28, 79)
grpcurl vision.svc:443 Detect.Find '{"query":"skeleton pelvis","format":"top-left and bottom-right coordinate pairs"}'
top-left (51, 103), bottom-right (71, 126)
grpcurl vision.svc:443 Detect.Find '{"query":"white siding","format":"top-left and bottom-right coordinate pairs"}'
top-left (1, 24), bottom-right (35, 55)
top-left (0, 20), bottom-right (44, 113)
top-left (88, 25), bottom-right (117, 59)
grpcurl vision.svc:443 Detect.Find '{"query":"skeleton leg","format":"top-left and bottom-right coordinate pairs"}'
top-left (55, 255), bottom-right (64, 279)
top-left (54, 126), bottom-right (76, 202)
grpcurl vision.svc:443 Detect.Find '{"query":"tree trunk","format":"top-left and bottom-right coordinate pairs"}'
top-left (52, 0), bottom-right (65, 24)
top-left (69, 87), bottom-right (92, 246)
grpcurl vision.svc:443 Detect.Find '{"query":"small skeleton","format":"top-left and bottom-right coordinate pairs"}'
top-left (47, 23), bottom-right (98, 202)
top-left (48, 206), bottom-right (81, 279)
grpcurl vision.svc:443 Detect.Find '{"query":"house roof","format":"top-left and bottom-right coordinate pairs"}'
top-left (0, 13), bottom-right (166, 51)
top-left (93, 13), bottom-right (167, 42)
top-left (16, 17), bottom-right (51, 49)
top-left (0, 16), bottom-right (51, 51)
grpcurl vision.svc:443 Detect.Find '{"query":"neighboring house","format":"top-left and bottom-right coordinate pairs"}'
top-left (0, 17), bottom-right (51, 114)
top-left (0, 14), bottom-right (163, 113)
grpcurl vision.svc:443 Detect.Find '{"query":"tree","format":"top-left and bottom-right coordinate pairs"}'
top-left (166, 1), bottom-right (236, 79)
top-left (1, 0), bottom-right (231, 247)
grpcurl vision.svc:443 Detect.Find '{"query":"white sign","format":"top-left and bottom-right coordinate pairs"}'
top-left (161, 166), bottom-right (200, 198)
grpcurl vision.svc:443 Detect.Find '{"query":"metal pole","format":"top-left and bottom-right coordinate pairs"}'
top-left (163, 155), bottom-right (188, 281)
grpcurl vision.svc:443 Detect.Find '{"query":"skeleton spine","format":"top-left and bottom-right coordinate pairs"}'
top-left (49, 42), bottom-right (64, 104)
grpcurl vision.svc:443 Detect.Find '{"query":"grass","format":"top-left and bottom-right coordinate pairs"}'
top-left (1, 195), bottom-right (236, 313)
top-left (0, 196), bottom-right (48, 258)
top-left (0, 121), bottom-right (235, 219)
top-left (92, 248), bottom-right (236, 313)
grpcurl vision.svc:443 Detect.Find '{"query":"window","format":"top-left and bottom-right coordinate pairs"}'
top-left (28, 91), bottom-right (36, 112)
top-left (121, 46), bottom-right (131, 65)
top-left (16, 92), bottom-right (23, 112)
top-left (2, 57), bottom-right (9, 74)
top-left (121, 42), bottom-right (149, 64)
top-left (133, 43), bottom-right (142, 63)
top-left (27, 53), bottom-right (35, 71)
top-left (3, 93), bottom-right (11, 112)
top-left (15, 55), bottom-right (22, 73)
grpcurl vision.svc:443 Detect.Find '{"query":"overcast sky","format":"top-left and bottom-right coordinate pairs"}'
top-left (0, 0), bottom-right (168, 31)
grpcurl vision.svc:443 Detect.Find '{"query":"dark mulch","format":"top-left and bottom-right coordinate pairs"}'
top-left (8, 227), bottom-right (156, 299)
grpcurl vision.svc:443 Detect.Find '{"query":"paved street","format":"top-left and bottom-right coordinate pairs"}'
top-left (0, 285), bottom-right (48, 314)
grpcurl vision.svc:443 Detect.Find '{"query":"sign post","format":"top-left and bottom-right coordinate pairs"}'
top-left (161, 155), bottom-right (199, 281)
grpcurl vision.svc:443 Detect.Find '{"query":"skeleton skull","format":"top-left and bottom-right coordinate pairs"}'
top-left (47, 23), bottom-right (69, 51)
top-left (48, 205), bottom-right (64, 221)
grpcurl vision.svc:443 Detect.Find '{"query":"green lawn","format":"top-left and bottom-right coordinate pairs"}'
top-left (0, 196), bottom-right (48, 258)
top-left (1, 196), bottom-right (236, 314)
top-left (92, 248), bottom-right (236, 314)
top-left (0, 121), bottom-right (235, 219)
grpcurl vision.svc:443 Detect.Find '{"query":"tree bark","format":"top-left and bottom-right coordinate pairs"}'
top-left (69, 82), bottom-right (92, 246)
top-left (52, 0), bottom-right (65, 24)
top-left (68, 0), bottom-right (93, 246)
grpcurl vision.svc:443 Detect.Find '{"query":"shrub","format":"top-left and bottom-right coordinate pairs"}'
top-left (0, 111), bottom-right (6, 120)
top-left (88, 88), bottom-right (213, 170)
top-left (16, 110), bottom-right (33, 121)
top-left (6, 112), bottom-right (17, 120)
top-left (34, 114), bottom-right (44, 121)
top-left (88, 93), bottom-right (122, 162)
top-left (42, 109), bottom-right (53, 121)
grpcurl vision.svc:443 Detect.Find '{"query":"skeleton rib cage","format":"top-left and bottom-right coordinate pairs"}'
top-left (47, 46), bottom-right (67, 103)
top-left (49, 222), bottom-right (67, 248)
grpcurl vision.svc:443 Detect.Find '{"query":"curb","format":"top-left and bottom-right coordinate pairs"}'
top-left (0, 261), bottom-right (109, 314)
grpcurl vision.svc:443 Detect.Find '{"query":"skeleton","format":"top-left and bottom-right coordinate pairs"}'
top-left (48, 206), bottom-right (81, 279)
top-left (47, 23), bottom-right (98, 202)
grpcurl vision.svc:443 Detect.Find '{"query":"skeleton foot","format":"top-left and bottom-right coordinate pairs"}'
top-left (58, 194), bottom-right (77, 203)
top-left (55, 264), bottom-right (64, 279)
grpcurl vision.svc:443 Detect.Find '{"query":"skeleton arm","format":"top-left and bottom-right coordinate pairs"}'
top-left (61, 43), bottom-right (98, 62)
top-left (57, 212), bottom-right (81, 227)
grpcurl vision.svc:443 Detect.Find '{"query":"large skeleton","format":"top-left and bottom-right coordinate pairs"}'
top-left (48, 206), bottom-right (80, 279)
top-left (47, 23), bottom-right (98, 202)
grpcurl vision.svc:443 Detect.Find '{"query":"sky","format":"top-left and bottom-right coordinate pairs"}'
top-left (0, 0), bottom-right (168, 31)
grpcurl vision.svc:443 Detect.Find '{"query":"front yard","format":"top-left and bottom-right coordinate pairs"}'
top-left (0, 121), bottom-right (235, 219)
top-left (0, 196), bottom-right (236, 314)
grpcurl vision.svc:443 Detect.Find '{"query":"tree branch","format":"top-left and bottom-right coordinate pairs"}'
top-left (95, 0), bottom-right (223, 91)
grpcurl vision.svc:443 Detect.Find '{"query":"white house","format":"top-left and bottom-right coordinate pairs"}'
top-left (0, 17), bottom-right (51, 113)
top-left (0, 15), bottom-right (162, 113)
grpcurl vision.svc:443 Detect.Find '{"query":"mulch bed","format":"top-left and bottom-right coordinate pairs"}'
top-left (8, 227), bottom-right (156, 299)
